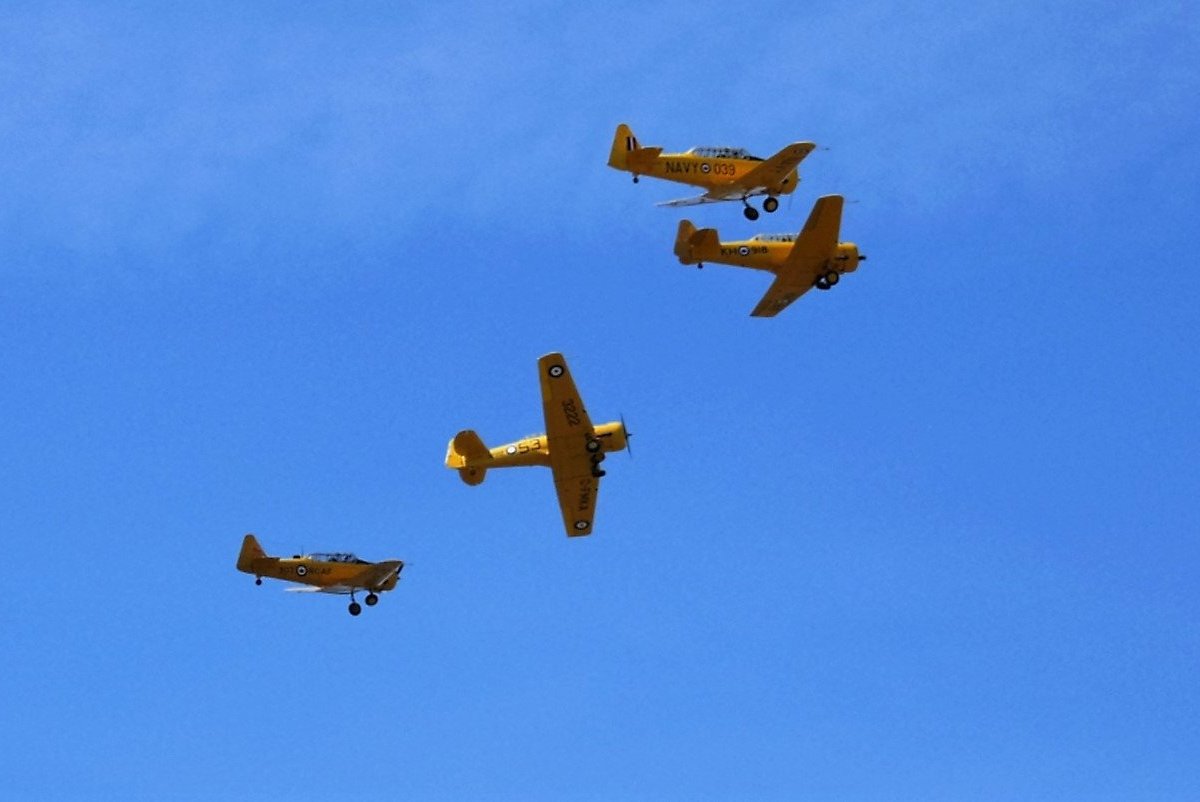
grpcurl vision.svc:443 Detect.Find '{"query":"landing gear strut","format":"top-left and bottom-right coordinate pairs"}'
top-left (814, 270), bottom-right (840, 291)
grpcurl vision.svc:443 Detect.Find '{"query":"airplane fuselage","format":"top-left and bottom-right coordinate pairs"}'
top-left (642, 153), bottom-right (799, 195)
top-left (700, 239), bottom-right (862, 275)
top-left (485, 420), bottom-right (628, 470)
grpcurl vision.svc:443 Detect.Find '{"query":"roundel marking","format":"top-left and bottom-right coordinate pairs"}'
top-left (296, 564), bottom-right (308, 576)
top-left (506, 445), bottom-right (518, 455)
top-left (738, 246), bottom-right (750, 256)
top-left (574, 520), bottom-right (589, 531)
top-left (548, 364), bottom-right (565, 378)
top-left (701, 162), bottom-right (711, 173)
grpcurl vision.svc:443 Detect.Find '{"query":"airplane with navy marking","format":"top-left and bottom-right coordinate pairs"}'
top-left (673, 194), bottom-right (867, 317)
top-left (607, 123), bottom-right (817, 220)
top-left (445, 353), bottom-right (630, 537)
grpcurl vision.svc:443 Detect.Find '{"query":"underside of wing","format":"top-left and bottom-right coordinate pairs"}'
top-left (732, 142), bottom-right (816, 192)
top-left (553, 470), bottom-right (599, 536)
top-left (656, 188), bottom-right (760, 208)
top-left (286, 585), bottom-right (351, 594)
top-left (538, 353), bottom-right (603, 536)
top-left (538, 353), bottom-right (594, 443)
top-left (749, 278), bottom-right (813, 317)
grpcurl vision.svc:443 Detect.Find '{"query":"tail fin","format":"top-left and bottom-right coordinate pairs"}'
top-left (237, 533), bottom-right (267, 573)
top-left (674, 220), bottom-right (720, 264)
top-left (445, 430), bottom-right (492, 486)
top-left (608, 123), bottom-right (662, 172)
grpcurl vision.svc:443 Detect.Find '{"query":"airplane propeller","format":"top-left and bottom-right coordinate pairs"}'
top-left (621, 413), bottom-right (634, 457)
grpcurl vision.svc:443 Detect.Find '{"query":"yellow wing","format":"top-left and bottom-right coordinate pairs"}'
top-left (538, 353), bottom-right (601, 536)
top-left (554, 472), bottom-right (599, 537)
top-left (782, 194), bottom-right (843, 268)
top-left (750, 279), bottom-right (813, 317)
top-left (749, 195), bottom-right (844, 317)
top-left (538, 352), bottom-right (594, 442)
top-left (731, 141), bottom-right (816, 192)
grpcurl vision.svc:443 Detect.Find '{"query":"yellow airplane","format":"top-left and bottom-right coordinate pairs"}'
top-left (607, 123), bottom-right (817, 220)
top-left (236, 534), bottom-right (404, 616)
top-left (673, 194), bottom-right (866, 317)
top-left (445, 352), bottom-right (630, 537)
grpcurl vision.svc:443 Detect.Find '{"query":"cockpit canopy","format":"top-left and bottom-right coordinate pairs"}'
top-left (687, 146), bottom-right (760, 160)
top-left (750, 233), bottom-right (797, 242)
top-left (307, 552), bottom-right (366, 564)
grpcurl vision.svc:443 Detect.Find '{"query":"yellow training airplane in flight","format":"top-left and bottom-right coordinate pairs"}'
top-left (608, 123), bottom-right (816, 220)
top-left (674, 194), bottom-right (866, 317)
top-left (445, 352), bottom-right (630, 537)
top-left (236, 534), bottom-right (404, 616)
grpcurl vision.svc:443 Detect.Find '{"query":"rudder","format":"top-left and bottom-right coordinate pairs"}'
top-left (608, 123), bottom-right (637, 170)
top-left (237, 533), bottom-right (267, 573)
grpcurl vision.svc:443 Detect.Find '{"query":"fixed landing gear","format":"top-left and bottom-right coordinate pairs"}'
top-left (590, 449), bottom-right (606, 478)
top-left (255, 577), bottom-right (262, 586)
top-left (814, 270), bottom-right (841, 291)
top-left (763, 196), bottom-right (779, 213)
top-left (632, 175), bottom-right (640, 184)
top-left (586, 438), bottom-right (602, 453)
top-left (348, 591), bottom-right (380, 615)
top-left (743, 205), bottom-right (760, 221)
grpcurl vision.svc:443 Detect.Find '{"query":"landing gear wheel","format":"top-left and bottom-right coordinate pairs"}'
top-left (348, 601), bottom-right (362, 616)
top-left (763, 196), bottom-right (779, 213)
top-left (825, 270), bottom-right (840, 286)
top-left (365, 593), bottom-right (379, 607)
top-left (815, 277), bottom-right (830, 291)
top-left (591, 468), bottom-right (607, 478)
top-left (743, 206), bottom-right (760, 221)
top-left (586, 439), bottom-right (602, 453)
top-left (633, 175), bottom-right (640, 184)
top-left (255, 577), bottom-right (262, 586)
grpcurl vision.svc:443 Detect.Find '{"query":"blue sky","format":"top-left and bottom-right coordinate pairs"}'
top-left (1, 2), bottom-right (1198, 799)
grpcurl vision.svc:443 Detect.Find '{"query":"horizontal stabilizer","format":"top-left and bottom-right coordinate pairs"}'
top-left (447, 430), bottom-right (491, 466)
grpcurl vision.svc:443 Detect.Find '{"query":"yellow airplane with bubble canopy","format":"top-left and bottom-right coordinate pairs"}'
top-left (445, 353), bottom-right (630, 537)
top-left (674, 194), bottom-right (867, 317)
top-left (607, 123), bottom-right (817, 220)
top-left (236, 534), bottom-right (404, 616)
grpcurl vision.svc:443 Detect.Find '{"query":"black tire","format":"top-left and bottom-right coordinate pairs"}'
top-left (349, 602), bottom-right (362, 616)
top-left (365, 593), bottom-right (379, 607)
top-left (815, 278), bottom-right (829, 291)
top-left (586, 439), bottom-right (602, 453)
top-left (763, 197), bottom-right (779, 213)
top-left (826, 271), bottom-right (840, 286)
top-left (255, 577), bottom-right (262, 586)
top-left (743, 207), bottom-right (760, 221)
